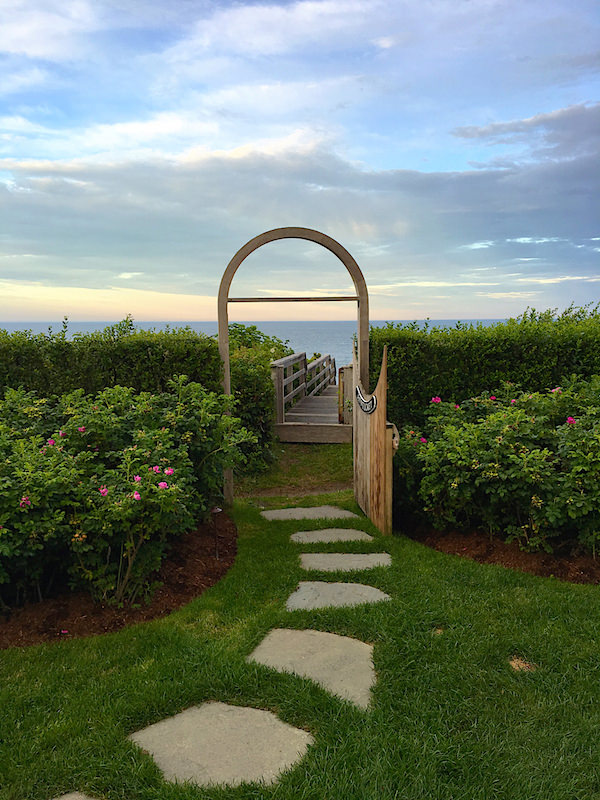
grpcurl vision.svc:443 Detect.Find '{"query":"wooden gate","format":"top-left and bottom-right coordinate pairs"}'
top-left (353, 345), bottom-right (397, 534)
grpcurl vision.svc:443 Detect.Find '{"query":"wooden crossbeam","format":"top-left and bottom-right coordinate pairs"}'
top-left (228, 296), bottom-right (357, 302)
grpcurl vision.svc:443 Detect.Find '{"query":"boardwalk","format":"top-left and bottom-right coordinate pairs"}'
top-left (284, 384), bottom-right (339, 425)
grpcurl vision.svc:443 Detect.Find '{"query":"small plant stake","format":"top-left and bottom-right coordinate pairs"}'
top-left (211, 507), bottom-right (222, 559)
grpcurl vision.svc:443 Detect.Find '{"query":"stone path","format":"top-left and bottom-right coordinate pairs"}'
top-left (53, 503), bottom-right (391, 797)
top-left (300, 552), bottom-right (391, 571)
top-left (248, 628), bottom-right (375, 708)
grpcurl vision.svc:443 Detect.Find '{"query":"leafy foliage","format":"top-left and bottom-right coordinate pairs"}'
top-left (0, 379), bottom-right (254, 607)
top-left (371, 305), bottom-right (600, 428)
top-left (0, 318), bottom-right (292, 472)
top-left (394, 378), bottom-right (600, 554)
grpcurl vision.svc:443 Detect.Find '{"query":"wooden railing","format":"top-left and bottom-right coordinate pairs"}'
top-left (270, 352), bottom-right (336, 424)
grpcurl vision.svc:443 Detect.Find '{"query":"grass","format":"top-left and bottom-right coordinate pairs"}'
top-left (1, 446), bottom-right (600, 799)
top-left (236, 442), bottom-right (353, 496)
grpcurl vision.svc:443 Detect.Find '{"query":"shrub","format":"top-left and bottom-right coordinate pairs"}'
top-left (395, 378), bottom-right (600, 554)
top-left (0, 318), bottom-right (291, 473)
top-left (0, 379), bottom-right (254, 607)
top-left (371, 305), bottom-right (600, 428)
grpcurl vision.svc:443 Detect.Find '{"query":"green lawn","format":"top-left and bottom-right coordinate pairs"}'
top-left (1, 482), bottom-right (599, 799)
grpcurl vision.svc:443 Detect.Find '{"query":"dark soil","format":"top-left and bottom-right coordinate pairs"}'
top-left (0, 512), bottom-right (237, 650)
top-left (408, 525), bottom-right (600, 585)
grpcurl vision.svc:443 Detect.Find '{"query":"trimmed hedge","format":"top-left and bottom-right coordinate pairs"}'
top-left (370, 305), bottom-right (600, 428)
top-left (0, 318), bottom-right (291, 472)
top-left (0, 317), bottom-right (222, 396)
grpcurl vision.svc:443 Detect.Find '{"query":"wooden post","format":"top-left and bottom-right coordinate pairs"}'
top-left (271, 364), bottom-right (285, 424)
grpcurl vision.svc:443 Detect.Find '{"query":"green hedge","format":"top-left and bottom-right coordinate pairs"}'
top-left (370, 305), bottom-right (600, 428)
top-left (0, 317), bottom-right (223, 395)
top-left (0, 319), bottom-right (291, 472)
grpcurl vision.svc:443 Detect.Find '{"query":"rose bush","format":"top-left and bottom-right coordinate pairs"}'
top-left (394, 377), bottom-right (600, 554)
top-left (0, 378), bottom-right (254, 607)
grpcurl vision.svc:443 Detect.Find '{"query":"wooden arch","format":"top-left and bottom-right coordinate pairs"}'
top-left (218, 226), bottom-right (370, 393)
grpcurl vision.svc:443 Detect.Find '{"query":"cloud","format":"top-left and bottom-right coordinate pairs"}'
top-left (0, 0), bottom-right (99, 60)
top-left (516, 275), bottom-right (600, 284)
top-left (454, 103), bottom-right (600, 162)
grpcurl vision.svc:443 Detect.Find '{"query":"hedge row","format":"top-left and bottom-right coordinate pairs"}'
top-left (370, 305), bottom-right (600, 428)
top-left (0, 318), bottom-right (291, 472)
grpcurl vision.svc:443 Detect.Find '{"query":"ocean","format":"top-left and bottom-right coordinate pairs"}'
top-left (2, 319), bottom-right (504, 371)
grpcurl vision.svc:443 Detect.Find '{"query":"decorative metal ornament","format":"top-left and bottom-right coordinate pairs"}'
top-left (356, 385), bottom-right (377, 414)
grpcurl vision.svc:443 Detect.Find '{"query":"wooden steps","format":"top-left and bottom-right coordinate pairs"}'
top-left (276, 385), bottom-right (351, 443)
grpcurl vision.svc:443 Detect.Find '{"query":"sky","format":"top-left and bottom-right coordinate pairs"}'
top-left (0, 0), bottom-right (599, 323)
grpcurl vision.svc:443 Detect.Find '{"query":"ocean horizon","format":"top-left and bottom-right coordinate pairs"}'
top-left (2, 319), bottom-right (505, 370)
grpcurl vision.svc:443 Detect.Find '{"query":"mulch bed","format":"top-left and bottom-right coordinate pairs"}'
top-left (408, 526), bottom-right (600, 585)
top-left (0, 512), bottom-right (237, 650)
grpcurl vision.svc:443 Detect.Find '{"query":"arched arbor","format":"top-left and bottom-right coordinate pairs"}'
top-left (217, 227), bottom-right (370, 393)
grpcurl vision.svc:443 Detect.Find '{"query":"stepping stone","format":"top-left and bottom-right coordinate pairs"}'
top-left (248, 628), bottom-right (374, 708)
top-left (286, 581), bottom-right (391, 611)
top-left (291, 528), bottom-right (374, 543)
top-left (129, 701), bottom-right (312, 787)
top-left (300, 553), bottom-right (391, 572)
top-left (52, 795), bottom-right (96, 800)
top-left (261, 505), bottom-right (359, 521)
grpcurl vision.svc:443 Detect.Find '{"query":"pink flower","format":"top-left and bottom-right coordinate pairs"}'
top-left (47, 438), bottom-right (55, 446)
top-left (59, 430), bottom-right (66, 437)
top-left (19, 496), bottom-right (31, 508)
top-left (164, 467), bottom-right (174, 476)
top-left (133, 490), bottom-right (141, 500)
top-left (431, 396), bottom-right (442, 404)
top-left (420, 437), bottom-right (427, 443)
top-left (551, 387), bottom-right (562, 393)
top-left (510, 399), bottom-right (517, 404)
top-left (454, 404), bottom-right (460, 409)
top-left (566, 417), bottom-right (576, 425)
top-left (134, 475), bottom-right (142, 482)
top-left (77, 426), bottom-right (86, 432)
top-left (152, 465), bottom-right (161, 473)
top-left (158, 481), bottom-right (168, 489)
top-left (99, 485), bottom-right (108, 496)
top-left (490, 396), bottom-right (496, 401)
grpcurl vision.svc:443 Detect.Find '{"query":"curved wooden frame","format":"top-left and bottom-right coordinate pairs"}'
top-left (218, 227), bottom-right (370, 393)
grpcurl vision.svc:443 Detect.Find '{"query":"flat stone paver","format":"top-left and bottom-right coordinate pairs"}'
top-left (286, 581), bottom-right (391, 611)
top-left (248, 628), bottom-right (374, 708)
top-left (291, 528), bottom-right (374, 543)
top-left (52, 795), bottom-right (96, 800)
top-left (261, 505), bottom-right (359, 521)
top-left (129, 702), bottom-right (312, 787)
top-left (300, 553), bottom-right (391, 572)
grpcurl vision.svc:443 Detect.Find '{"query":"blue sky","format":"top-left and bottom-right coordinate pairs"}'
top-left (0, 0), bottom-right (598, 321)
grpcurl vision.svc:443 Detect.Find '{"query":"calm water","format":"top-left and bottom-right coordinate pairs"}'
top-left (2, 319), bottom-right (504, 370)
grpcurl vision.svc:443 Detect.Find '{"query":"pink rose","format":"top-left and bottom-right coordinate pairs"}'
top-left (431, 396), bottom-right (442, 404)
top-left (510, 399), bottom-right (517, 404)
top-left (420, 437), bottom-right (427, 443)
top-left (99, 485), bottom-right (108, 496)
top-left (134, 475), bottom-right (142, 482)
top-left (47, 438), bottom-right (55, 446)
top-left (158, 481), bottom-right (168, 489)
top-left (19, 495), bottom-right (31, 508)
top-left (454, 404), bottom-right (460, 409)
top-left (164, 467), bottom-right (174, 476)
top-left (566, 417), bottom-right (576, 425)
top-left (490, 396), bottom-right (496, 401)
top-left (133, 490), bottom-right (141, 500)
top-left (77, 426), bottom-right (86, 432)
top-left (152, 465), bottom-right (161, 473)
top-left (59, 430), bottom-right (66, 437)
